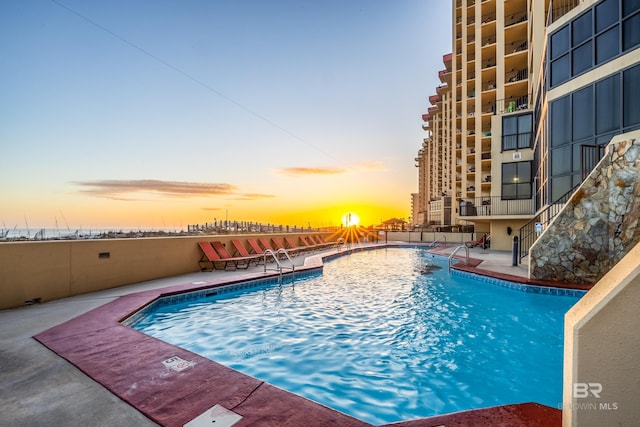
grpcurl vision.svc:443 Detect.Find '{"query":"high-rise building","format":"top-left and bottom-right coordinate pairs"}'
top-left (416, 0), bottom-right (640, 252)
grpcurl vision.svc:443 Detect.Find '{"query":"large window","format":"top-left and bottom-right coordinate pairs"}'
top-left (549, 0), bottom-right (640, 88)
top-left (502, 161), bottom-right (532, 200)
top-left (502, 113), bottom-right (533, 150)
top-left (548, 64), bottom-right (640, 204)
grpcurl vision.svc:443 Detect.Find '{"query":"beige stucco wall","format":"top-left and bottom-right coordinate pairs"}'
top-left (563, 242), bottom-right (640, 426)
top-left (0, 233), bottom-right (328, 310)
top-left (489, 219), bottom-right (529, 251)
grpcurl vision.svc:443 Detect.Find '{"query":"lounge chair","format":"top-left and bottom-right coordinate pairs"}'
top-left (210, 241), bottom-right (256, 270)
top-left (258, 238), bottom-right (276, 252)
top-left (231, 239), bottom-right (263, 265)
top-left (198, 242), bottom-right (233, 271)
top-left (465, 233), bottom-right (490, 248)
top-left (272, 237), bottom-right (302, 256)
top-left (309, 235), bottom-right (334, 249)
top-left (284, 236), bottom-right (311, 253)
top-left (246, 238), bottom-right (266, 255)
top-left (299, 236), bottom-right (319, 252)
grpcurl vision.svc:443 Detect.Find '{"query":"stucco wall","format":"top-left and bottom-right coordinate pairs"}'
top-left (0, 233), bottom-right (328, 310)
top-left (563, 241), bottom-right (640, 426)
top-left (529, 131), bottom-right (640, 284)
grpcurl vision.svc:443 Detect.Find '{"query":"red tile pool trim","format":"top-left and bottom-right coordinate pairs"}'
top-left (34, 246), bottom-right (562, 426)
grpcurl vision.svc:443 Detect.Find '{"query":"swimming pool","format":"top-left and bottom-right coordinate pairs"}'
top-left (130, 248), bottom-right (583, 425)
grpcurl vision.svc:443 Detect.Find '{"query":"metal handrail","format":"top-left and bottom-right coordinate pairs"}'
top-left (263, 249), bottom-right (295, 278)
top-left (430, 235), bottom-right (447, 247)
top-left (448, 245), bottom-right (470, 272)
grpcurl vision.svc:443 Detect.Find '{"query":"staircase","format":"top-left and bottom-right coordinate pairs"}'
top-left (528, 131), bottom-right (640, 284)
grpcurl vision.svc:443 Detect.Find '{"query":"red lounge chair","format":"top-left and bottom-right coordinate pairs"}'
top-left (246, 238), bottom-right (265, 255)
top-left (284, 236), bottom-right (310, 253)
top-left (309, 235), bottom-right (334, 249)
top-left (231, 239), bottom-right (263, 265)
top-left (273, 237), bottom-right (301, 256)
top-left (258, 238), bottom-right (275, 252)
top-left (211, 241), bottom-right (255, 270)
top-left (198, 242), bottom-right (231, 271)
top-left (465, 233), bottom-right (490, 248)
top-left (299, 236), bottom-right (318, 251)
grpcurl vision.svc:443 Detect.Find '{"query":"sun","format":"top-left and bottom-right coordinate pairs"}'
top-left (341, 212), bottom-right (360, 227)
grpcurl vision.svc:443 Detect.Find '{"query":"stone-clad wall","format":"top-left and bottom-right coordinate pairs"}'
top-left (530, 132), bottom-right (640, 284)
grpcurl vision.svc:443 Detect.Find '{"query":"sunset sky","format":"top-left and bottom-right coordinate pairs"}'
top-left (1, 0), bottom-right (451, 230)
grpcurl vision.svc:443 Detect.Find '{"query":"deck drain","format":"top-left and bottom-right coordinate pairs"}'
top-left (184, 404), bottom-right (242, 427)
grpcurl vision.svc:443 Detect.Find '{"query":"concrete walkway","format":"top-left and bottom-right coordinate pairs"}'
top-left (0, 244), bottom-right (531, 427)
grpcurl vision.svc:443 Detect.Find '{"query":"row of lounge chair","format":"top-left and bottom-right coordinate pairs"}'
top-left (198, 236), bottom-right (337, 271)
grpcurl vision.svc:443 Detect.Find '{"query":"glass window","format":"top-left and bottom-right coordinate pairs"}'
top-left (502, 162), bottom-right (532, 200)
top-left (623, 12), bottom-right (640, 51)
top-left (551, 54), bottom-right (571, 86)
top-left (596, 0), bottom-right (619, 32)
top-left (551, 176), bottom-right (572, 202)
top-left (502, 113), bottom-right (532, 150)
top-left (518, 114), bottom-right (532, 149)
top-left (572, 11), bottom-right (592, 46)
top-left (573, 41), bottom-right (593, 74)
top-left (518, 114), bottom-right (532, 133)
top-left (596, 74), bottom-right (621, 134)
top-left (551, 25), bottom-right (570, 59)
top-left (623, 0), bottom-right (640, 17)
top-left (572, 86), bottom-right (594, 140)
top-left (624, 64), bottom-right (640, 127)
top-left (596, 25), bottom-right (619, 64)
top-left (552, 146), bottom-right (572, 175)
top-left (503, 116), bottom-right (517, 135)
top-left (551, 96), bottom-right (571, 146)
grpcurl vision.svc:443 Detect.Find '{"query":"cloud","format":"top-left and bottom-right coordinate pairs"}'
top-left (276, 167), bottom-right (346, 176)
top-left (229, 193), bottom-right (277, 201)
top-left (74, 179), bottom-right (243, 200)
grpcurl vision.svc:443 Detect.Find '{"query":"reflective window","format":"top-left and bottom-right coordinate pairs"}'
top-left (551, 25), bottom-right (570, 59)
top-left (623, 64), bottom-right (640, 127)
top-left (573, 41), bottom-right (593, 74)
top-left (596, 74), bottom-right (620, 134)
top-left (573, 11), bottom-right (592, 45)
top-left (596, 0), bottom-right (618, 32)
top-left (502, 113), bottom-right (532, 151)
top-left (551, 96), bottom-right (571, 147)
top-left (596, 26), bottom-right (619, 64)
top-left (502, 162), bottom-right (532, 200)
top-left (552, 146), bottom-right (572, 175)
top-left (572, 86), bottom-right (594, 140)
top-left (551, 54), bottom-right (571, 86)
top-left (623, 0), bottom-right (640, 17)
top-left (623, 12), bottom-right (640, 50)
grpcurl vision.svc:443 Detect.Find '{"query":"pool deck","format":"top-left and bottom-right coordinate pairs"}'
top-left (0, 242), bottom-right (579, 427)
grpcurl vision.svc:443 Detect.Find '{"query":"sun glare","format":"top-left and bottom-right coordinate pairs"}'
top-left (342, 212), bottom-right (360, 227)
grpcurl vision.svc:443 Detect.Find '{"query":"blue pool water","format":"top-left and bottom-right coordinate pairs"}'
top-left (131, 248), bottom-right (583, 424)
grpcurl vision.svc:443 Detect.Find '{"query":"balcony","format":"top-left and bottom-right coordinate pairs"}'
top-left (505, 13), bottom-right (527, 27)
top-left (459, 196), bottom-right (535, 217)
top-left (429, 94), bottom-right (441, 104)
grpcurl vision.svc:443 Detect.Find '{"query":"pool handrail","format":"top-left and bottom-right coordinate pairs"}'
top-left (430, 235), bottom-right (447, 247)
top-left (263, 248), bottom-right (295, 278)
top-left (448, 245), bottom-right (470, 272)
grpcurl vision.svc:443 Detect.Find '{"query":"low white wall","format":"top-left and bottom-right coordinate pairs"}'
top-left (385, 231), bottom-right (474, 246)
top-left (563, 242), bottom-right (640, 426)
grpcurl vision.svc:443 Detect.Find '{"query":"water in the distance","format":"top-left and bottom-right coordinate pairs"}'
top-left (132, 248), bottom-right (582, 424)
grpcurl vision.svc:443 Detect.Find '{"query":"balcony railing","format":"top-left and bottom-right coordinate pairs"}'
top-left (459, 197), bottom-right (535, 217)
top-left (505, 13), bottom-right (528, 27)
top-left (493, 94), bottom-right (530, 114)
